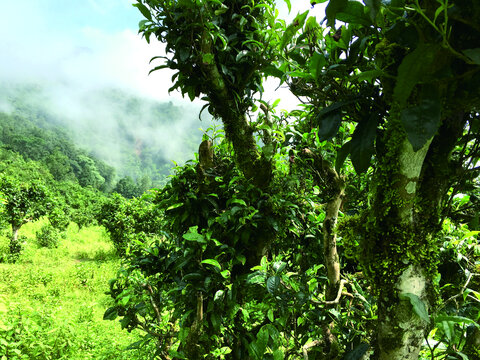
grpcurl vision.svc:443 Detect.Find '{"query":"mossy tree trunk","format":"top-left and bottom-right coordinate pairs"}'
top-left (200, 33), bottom-right (272, 190)
top-left (369, 108), bottom-right (470, 358)
top-left (367, 119), bottom-right (434, 360)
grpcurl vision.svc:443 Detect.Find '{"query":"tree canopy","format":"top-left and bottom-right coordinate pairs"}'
top-left (103, 0), bottom-right (480, 359)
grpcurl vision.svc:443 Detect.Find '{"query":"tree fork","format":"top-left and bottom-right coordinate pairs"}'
top-left (200, 31), bottom-right (272, 189)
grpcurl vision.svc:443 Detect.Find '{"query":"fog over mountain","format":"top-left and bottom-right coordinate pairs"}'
top-left (0, 81), bottom-right (213, 185)
top-left (0, 0), bottom-right (322, 182)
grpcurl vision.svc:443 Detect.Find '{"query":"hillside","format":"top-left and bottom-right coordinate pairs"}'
top-left (0, 82), bottom-right (213, 189)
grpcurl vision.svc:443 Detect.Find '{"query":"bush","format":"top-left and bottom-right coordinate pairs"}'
top-left (36, 224), bottom-right (59, 249)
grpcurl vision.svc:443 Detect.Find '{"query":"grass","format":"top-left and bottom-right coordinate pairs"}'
top-left (0, 220), bottom-right (154, 360)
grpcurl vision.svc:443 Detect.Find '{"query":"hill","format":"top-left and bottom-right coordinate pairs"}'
top-left (0, 81), bottom-right (213, 189)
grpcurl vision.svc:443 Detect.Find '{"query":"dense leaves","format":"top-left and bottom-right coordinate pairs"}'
top-left (103, 0), bottom-right (480, 358)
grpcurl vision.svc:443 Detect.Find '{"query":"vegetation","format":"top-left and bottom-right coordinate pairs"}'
top-left (0, 84), bottom-right (213, 190)
top-left (0, 220), bottom-right (153, 359)
top-left (99, 0), bottom-right (480, 359)
top-left (1, 0), bottom-right (479, 359)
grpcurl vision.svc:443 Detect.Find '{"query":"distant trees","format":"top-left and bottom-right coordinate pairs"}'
top-left (0, 146), bottom-right (107, 256)
top-left (0, 85), bottom-right (212, 189)
top-left (98, 193), bottom-right (162, 254)
top-left (0, 112), bottom-right (116, 192)
top-left (113, 175), bottom-right (153, 199)
top-left (0, 174), bottom-right (50, 254)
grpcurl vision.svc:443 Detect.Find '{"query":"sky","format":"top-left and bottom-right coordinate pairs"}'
top-left (0, 0), bottom-right (326, 109)
top-left (0, 1), bottom-right (327, 174)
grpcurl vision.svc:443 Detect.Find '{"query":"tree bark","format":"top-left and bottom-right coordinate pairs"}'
top-left (9, 224), bottom-right (21, 255)
top-left (377, 265), bottom-right (429, 360)
top-left (323, 178), bottom-right (344, 301)
top-left (200, 32), bottom-right (272, 190)
top-left (373, 133), bottom-right (432, 360)
top-left (300, 149), bottom-right (345, 300)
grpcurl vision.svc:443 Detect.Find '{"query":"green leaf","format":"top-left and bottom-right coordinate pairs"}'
top-left (400, 85), bottom-right (441, 151)
top-left (335, 140), bottom-right (352, 173)
top-left (273, 349), bottom-right (284, 360)
top-left (439, 320), bottom-right (454, 341)
top-left (280, 11), bottom-right (309, 50)
top-left (118, 295), bottom-right (130, 307)
top-left (435, 315), bottom-right (480, 328)
top-left (214, 290), bottom-right (225, 301)
top-left (284, 0), bottom-right (292, 12)
top-left (236, 50), bottom-right (250, 62)
top-left (463, 48), bottom-right (480, 65)
top-left (138, 19), bottom-right (149, 29)
top-left (183, 226), bottom-right (206, 243)
top-left (267, 275), bottom-right (281, 294)
top-left (166, 202), bottom-right (184, 211)
top-left (256, 327), bottom-right (269, 357)
top-left (326, 0), bottom-right (348, 26)
top-left (399, 292), bottom-right (430, 323)
top-left (236, 254), bottom-right (246, 265)
top-left (393, 43), bottom-right (440, 107)
top-left (103, 307), bottom-right (118, 320)
top-left (350, 114), bottom-right (378, 173)
top-left (133, 3), bottom-right (152, 21)
top-left (201, 258), bottom-right (221, 270)
top-left (273, 261), bottom-right (287, 274)
top-left (363, 0), bottom-right (381, 23)
top-left (247, 272), bottom-right (266, 284)
top-left (182, 272), bottom-right (203, 281)
top-left (230, 198), bottom-right (247, 206)
top-left (168, 350), bottom-right (187, 359)
top-left (267, 308), bottom-right (274, 322)
top-left (336, 1), bottom-right (371, 26)
top-left (353, 69), bottom-right (383, 84)
top-left (317, 111), bottom-right (342, 141)
top-left (309, 52), bottom-right (327, 81)
top-left (263, 65), bottom-right (284, 79)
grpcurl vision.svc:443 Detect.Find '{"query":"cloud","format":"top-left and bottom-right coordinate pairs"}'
top-left (0, 0), bottom-right (327, 176)
top-left (0, 0), bottom-right (179, 102)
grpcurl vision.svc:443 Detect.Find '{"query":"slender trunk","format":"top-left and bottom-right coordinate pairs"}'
top-left (9, 224), bottom-right (21, 254)
top-left (300, 149), bottom-right (345, 301)
top-left (323, 182), bottom-right (344, 301)
top-left (12, 225), bottom-right (19, 242)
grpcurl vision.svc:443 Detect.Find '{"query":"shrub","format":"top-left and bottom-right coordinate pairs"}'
top-left (36, 224), bottom-right (59, 249)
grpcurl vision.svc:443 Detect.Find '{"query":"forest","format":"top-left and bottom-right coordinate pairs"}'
top-left (1, 0), bottom-right (480, 359)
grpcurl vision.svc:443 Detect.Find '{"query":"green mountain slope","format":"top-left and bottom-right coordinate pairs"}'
top-left (0, 82), bottom-right (213, 189)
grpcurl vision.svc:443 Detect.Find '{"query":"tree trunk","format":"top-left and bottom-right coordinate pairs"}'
top-left (323, 179), bottom-right (344, 301)
top-left (377, 265), bottom-right (429, 360)
top-left (299, 149), bottom-right (345, 301)
top-left (10, 224), bottom-right (21, 254)
top-left (200, 32), bottom-right (272, 190)
top-left (372, 130), bottom-right (433, 359)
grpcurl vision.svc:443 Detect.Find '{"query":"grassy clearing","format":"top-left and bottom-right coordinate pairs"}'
top-left (0, 220), bottom-right (153, 360)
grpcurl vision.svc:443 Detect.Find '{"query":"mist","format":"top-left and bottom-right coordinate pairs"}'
top-left (0, 0), bottom-right (322, 180)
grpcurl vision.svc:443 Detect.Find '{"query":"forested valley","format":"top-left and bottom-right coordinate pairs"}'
top-left (1, 0), bottom-right (480, 360)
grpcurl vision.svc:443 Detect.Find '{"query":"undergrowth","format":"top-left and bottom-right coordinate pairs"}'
top-left (0, 219), bottom-right (153, 360)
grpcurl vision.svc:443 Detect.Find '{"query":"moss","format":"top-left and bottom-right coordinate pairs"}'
top-left (339, 114), bottom-right (440, 301)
